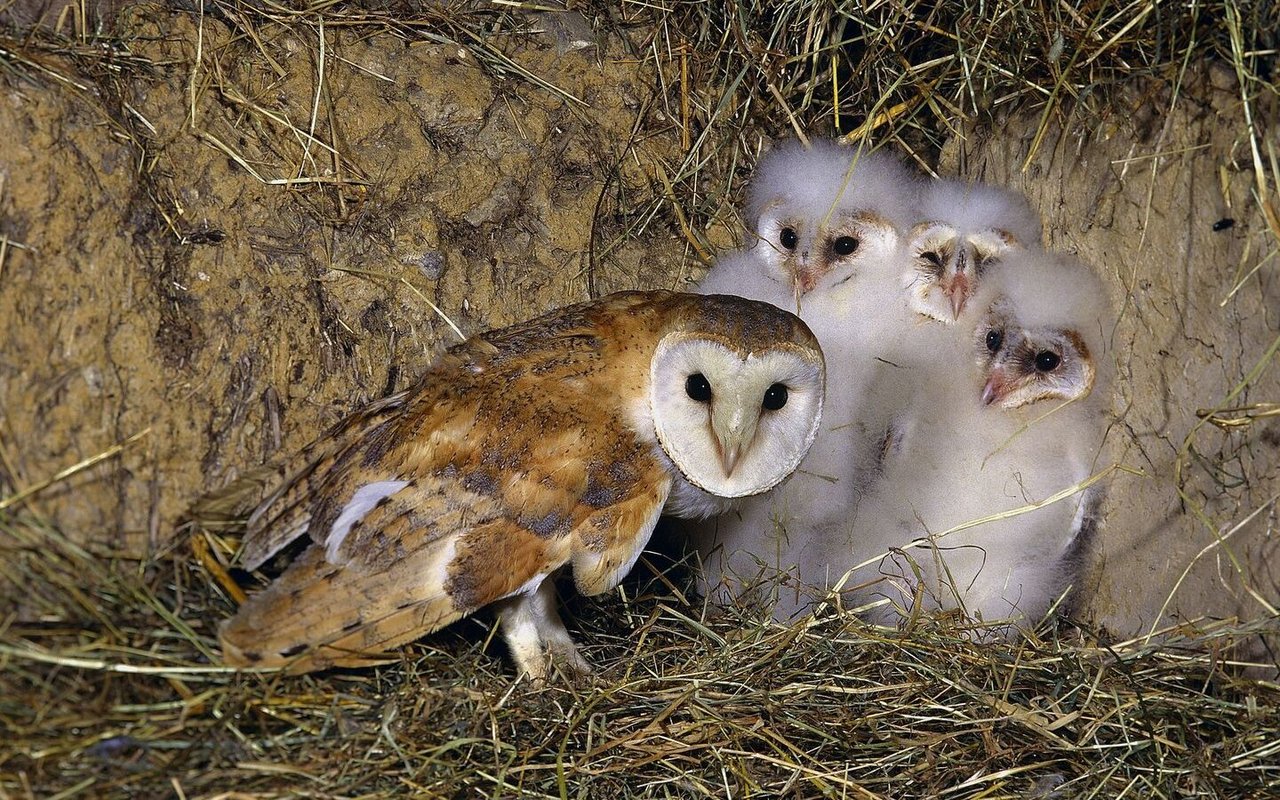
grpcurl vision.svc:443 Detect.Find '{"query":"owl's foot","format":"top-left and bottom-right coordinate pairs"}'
top-left (498, 579), bottom-right (594, 684)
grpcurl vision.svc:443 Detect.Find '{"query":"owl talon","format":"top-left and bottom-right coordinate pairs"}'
top-left (500, 580), bottom-right (596, 684)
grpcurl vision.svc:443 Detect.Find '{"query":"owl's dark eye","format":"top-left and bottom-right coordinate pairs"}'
top-left (779, 227), bottom-right (799, 250)
top-left (762, 383), bottom-right (789, 411)
top-left (685, 373), bottom-right (713, 403)
top-left (985, 329), bottom-right (1004, 353)
top-left (832, 236), bottom-right (859, 256)
top-left (922, 251), bottom-right (944, 269)
top-left (1033, 350), bottom-right (1061, 372)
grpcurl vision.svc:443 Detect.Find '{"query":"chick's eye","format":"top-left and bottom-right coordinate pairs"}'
top-left (779, 227), bottom-right (799, 250)
top-left (832, 236), bottom-right (859, 256)
top-left (762, 383), bottom-right (789, 411)
top-left (685, 373), bottom-right (712, 403)
top-left (922, 251), bottom-right (944, 269)
top-left (1033, 351), bottom-right (1061, 372)
top-left (985, 329), bottom-right (1003, 353)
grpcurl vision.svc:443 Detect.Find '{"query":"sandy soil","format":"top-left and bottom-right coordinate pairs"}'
top-left (0, 9), bottom-right (694, 562)
top-left (1, 9), bottom-right (1276, 656)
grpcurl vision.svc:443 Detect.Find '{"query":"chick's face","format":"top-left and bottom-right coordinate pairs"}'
top-left (975, 305), bottom-right (1096, 409)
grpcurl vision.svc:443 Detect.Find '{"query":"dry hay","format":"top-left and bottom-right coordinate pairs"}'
top-left (2, 1), bottom-right (1279, 797)
top-left (5, 512), bottom-right (1280, 798)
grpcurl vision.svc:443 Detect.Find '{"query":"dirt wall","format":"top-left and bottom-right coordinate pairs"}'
top-left (0, 9), bottom-right (690, 561)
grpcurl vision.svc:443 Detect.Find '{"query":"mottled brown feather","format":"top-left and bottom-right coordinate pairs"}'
top-left (239, 389), bottom-right (419, 569)
top-left (220, 291), bottom-right (814, 671)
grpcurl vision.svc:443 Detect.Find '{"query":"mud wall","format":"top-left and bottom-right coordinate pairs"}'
top-left (0, 10), bottom-right (689, 558)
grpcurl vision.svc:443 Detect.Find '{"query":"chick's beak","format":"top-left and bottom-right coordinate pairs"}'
top-left (981, 367), bottom-right (1010, 406)
top-left (792, 253), bottom-right (821, 298)
top-left (943, 272), bottom-right (971, 320)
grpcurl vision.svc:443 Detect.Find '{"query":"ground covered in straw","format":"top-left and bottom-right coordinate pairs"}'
top-left (5, 515), bottom-right (1280, 798)
top-left (2, 1), bottom-right (1279, 797)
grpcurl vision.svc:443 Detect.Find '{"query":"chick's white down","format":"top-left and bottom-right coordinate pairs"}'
top-left (803, 250), bottom-right (1113, 631)
top-left (693, 138), bottom-right (1114, 633)
top-left (694, 139), bottom-right (931, 616)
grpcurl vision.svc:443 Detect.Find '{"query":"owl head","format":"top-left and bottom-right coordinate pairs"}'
top-left (906, 180), bottom-right (1044, 323)
top-left (647, 294), bottom-right (826, 498)
top-left (744, 139), bottom-right (920, 302)
top-left (971, 252), bottom-right (1110, 409)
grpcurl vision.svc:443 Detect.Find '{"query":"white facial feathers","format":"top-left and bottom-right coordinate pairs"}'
top-left (649, 335), bottom-right (824, 499)
top-left (974, 251), bottom-right (1111, 409)
top-left (740, 140), bottom-right (923, 303)
top-left (907, 179), bottom-right (1043, 323)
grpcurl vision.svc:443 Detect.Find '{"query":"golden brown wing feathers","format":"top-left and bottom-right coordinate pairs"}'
top-left (219, 546), bottom-right (459, 673)
top-left (219, 294), bottom-right (681, 671)
top-left (570, 481), bottom-right (671, 596)
top-left (220, 475), bottom-right (566, 671)
top-left (237, 389), bottom-right (416, 569)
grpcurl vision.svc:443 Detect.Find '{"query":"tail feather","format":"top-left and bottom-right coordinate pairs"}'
top-left (219, 545), bottom-right (462, 673)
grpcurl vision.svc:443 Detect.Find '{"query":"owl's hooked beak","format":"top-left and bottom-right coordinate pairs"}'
top-left (793, 261), bottom-right (821, 297)
top-left (710, 405), bottom-right (760, 477)
top-left (943, 248), bottom-right (973, 319)
top-left (981, 367), bottom-right (1011, 406)
top-left (944, 272), bottom-right (971, 320)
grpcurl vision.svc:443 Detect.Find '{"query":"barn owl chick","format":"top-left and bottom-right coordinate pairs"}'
top-left (217, 291), bottom-right (825, 680)
top-left (698, 138), bottom-right (922, 314)
top-left (906, 179), bottom-right (1043, 323)
top-left (832, 250), bottom-right (1112, 633)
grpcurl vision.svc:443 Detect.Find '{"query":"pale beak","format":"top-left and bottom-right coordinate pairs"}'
top-left (719, 441), bottom-right (742, 477)
top-left (792, 253), bottom-right (821, 298)
top-left (981, 367), bottom-right (1010, 406)
top-left (944, 272), bottom-right (971, 320)
top-left (712, 406), bottom-right (759, 478)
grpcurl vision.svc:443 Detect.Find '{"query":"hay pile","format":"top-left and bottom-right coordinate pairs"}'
top-left (2, 1), bottom-right (1278, 797)
top-left (5, 513), bottom-right (1279, 797)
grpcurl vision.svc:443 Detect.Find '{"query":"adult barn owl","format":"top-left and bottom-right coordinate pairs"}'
top-left (218, 291), bottom-right (825, 679)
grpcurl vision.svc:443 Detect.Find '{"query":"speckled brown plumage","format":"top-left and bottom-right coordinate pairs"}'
top-left (218, 290), bottom-right (824, 677)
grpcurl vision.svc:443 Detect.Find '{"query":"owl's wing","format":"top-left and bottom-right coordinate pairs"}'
top-left (220, 474), bottom-right (535, 672)
top-left (236, 388), bottom-right (419, 570)
top-left (237, 291), bottom-right (673, 567)
top-left (218, 446), bottom-right (673, 673)
top-left (220, 296), bottom-right (676, 672)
